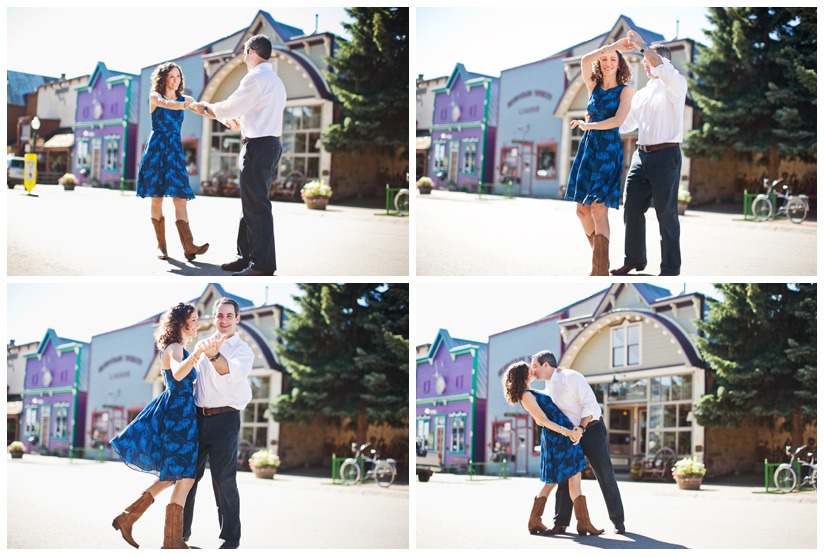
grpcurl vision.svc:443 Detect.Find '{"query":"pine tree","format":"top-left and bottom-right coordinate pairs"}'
top-left (683, 8), bottom-right (816, 179)
top-left (271, 284), bottom-right (409, 443)
top-left (322, 7), bottom-right (408, 158)
top-left (692, 284), bottom-right (816, 447)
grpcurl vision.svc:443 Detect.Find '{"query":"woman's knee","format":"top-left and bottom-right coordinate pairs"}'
top-left (576, 203), bottom-right (592, 219)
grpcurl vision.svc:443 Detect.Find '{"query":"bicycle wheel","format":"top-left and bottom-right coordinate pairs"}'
top-left (374, 461), bottom-right (396, 488)
top-left (786, 197), bottom-right (808, 223)
top-left (340, 459), bottom-right (361, 485)
top-left (812, 467), bottom-right (817, 490)
top-left (774, 464), bottom-right (797, 493)
top-left (751, 195), bottom-right (773, 221)
top-left (394, 189), bottom-right (409, 214)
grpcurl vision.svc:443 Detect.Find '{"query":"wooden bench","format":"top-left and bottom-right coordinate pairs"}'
top-left (270, 170), bottom-right (305, 201)
top-left (641, 447), bottom-right (676, 481)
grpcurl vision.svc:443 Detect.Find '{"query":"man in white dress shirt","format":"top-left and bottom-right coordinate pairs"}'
top-left (531, 350), bottom-right (626, 535)
top-left (191, 34), bottom-right (287, 276)
top-left (182, 297), bottom-right (254, 549)
top-left (613, 30), bottom-right (688, 277)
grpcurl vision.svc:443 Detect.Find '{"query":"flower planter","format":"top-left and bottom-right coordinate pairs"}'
top-left (252, 465), bottom-right (278, 479)
top-left (675, 474), bottom-right (704, 490)
top-left (10, 451), bottom-right (24, 459)
top-left (304, 196), bottom-right (329, 210)
top-left (678, 201), bottom-right (688, 215)
top-left (418, 185), bottom-right (433, 194)
top-left (63, 184), bottom-right (76, 191)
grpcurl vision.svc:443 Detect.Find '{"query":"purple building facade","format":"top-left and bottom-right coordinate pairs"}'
top-left (73, 61), bottom-right (139, 188)
top-left (429, 63), bottom-right (498, 191)
top-left (416, 329), bottom-right (487, 470)
top-left (20, 329), bottom-right (89, 454)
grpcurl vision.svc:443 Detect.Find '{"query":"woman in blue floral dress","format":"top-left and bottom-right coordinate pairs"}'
top-left (111, 302), bottom-right (214, 549)
top-left (137, 62), bottom-right (209, 261)
top-left (502, 361), bottom-right (603, 536)
top-left (565, 39), bottom-right (635, 275)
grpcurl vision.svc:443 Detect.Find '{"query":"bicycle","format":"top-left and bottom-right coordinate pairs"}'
top-left (394, 188), bottom-right (409, 214)
top-left (340, 442), bottom-right (397, 488)
top-left (751, 178), bottom-right (809, 223)
top-left (773, 444), bottom-right (817, 493)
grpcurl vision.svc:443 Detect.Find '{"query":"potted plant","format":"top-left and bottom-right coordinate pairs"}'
top-left (59, 173), bottom-right (78, 191)
top-left (677, 186), bottom-right (692, 215)
top-left (672, 456), bottom-right (706, 490)
top-left (249, 449), bottom-right (280, 479)
top-left (300, 180), bottom-right (332, 210)
top-left (8, 441), bottom-right (26, 459)
top-left (417, 176), bottom-right (434, 194)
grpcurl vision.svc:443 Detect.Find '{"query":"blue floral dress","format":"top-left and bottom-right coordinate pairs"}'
top-left (110, 346), bottom-right (198, 481)
top-left (526, 390), bottom-right (587, 484)
top-left (565, 84), bottom-right (627, 209)
top-left (136, 96), bottom-right (194, 200)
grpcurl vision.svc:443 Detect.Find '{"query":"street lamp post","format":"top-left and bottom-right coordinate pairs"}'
top-left (30, 116), bottom-right (41, 157)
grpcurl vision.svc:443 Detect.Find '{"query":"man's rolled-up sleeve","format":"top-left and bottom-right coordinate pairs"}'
top-left (569, 373), bottom-right (602, 422)
top-left (650, 58), bottom-right (688, 103)
top-left (216, 344), bottom-right (254, 384)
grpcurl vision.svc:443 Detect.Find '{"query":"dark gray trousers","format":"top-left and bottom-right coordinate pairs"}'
top-left (236, 136), bottom-right (281, 272)
top-left (622, 146), bottom-right (682, 275)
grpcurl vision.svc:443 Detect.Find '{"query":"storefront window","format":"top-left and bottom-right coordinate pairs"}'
top-left (76, 139), bottom-right (89, 169)
top-left (104, 136), bottom-right (120, 171)
top-left (500, 146), bottom-right (517, 181)
top-left (417, 417), bottom-right (432, 448)
top-left (24, 406), bottom-right (39, 437)
top-left (281, 105), bottom-right (322, 182)
top-left (612, 323), bottom-right (641, 368)
top-left (493, 421), bottom-right (512, 461)
top-left (53, 403), bottom-right (70, 440)
top-left (433, 142), bottom-right (446, 172)
top-left (536, 144), bottom-right (557, 179)
top-left (462, 140), bottom-right (478, 174)
top-left (449, 413), bottom-right (466, 453)
top-left (241, 375), bottom-right (270, 449)
top-left (647, 374), bottom-right (694, 457)
top-left (608, 378), bottom-right (647, 402)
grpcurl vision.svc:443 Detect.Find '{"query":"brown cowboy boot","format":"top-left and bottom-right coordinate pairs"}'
top-left (112, 491), bottom-right (154, 548)
top-left (573, 495), bottom-right (604, 535)
top-left (585, 230), bottom-right (595, 248)
top-left (151, 217), bottom-right (168, 260)
top-left (175, 220), bottom-right (209, 261)
top-left (162, 503), bottom-right (190, 549)
top-left (528, 496), bottom-right (551, 535)
top-left (592, 234), bottom-right (609, 276)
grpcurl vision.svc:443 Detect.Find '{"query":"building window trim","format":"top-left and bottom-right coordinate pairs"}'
top-left (610, 322), bottom-right (642, 369)
top-left (448, 412), bottom-right (467, 455)
top-left (535, 142), bottom-right (558, 180)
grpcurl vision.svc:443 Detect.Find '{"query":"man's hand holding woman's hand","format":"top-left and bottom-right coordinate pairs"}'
top-left (569, 426), bottom-right (584, 445)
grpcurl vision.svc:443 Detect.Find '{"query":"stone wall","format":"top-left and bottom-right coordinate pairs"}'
top-left (704, 415), bottom-right (817, 477)
top-left (330, 147), bottom-right (408, 200)
top-left (278, 415), bottom-right (408, 471)
top-left (689, 151), bottom-right (816, 205)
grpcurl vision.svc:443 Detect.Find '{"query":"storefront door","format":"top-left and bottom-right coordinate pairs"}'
top-left (515, 416), bottom-right (528, 474)
top-left (434, 415), bottom-right (446, 463)
top-left (448, 142), bottom-right (459, 185)
top-left (518, 142), bottom-right (533, 196)
top-left (39, 405), bottom-right (51, 450)
top-left (607, 404), bottom-right (646, 469)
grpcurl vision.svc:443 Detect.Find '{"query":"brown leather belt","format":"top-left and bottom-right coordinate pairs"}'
top-left (197, 406), bottom-right (237, 416)
top-left (241, 136), bottom-right (275, 145)
top-left (638, 142), bottom-right (679, 153)
top-left (584, 417), bottom-right (603, 430)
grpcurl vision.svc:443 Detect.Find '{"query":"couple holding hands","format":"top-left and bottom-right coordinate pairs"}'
top-left (565, 30), bottom-right (688, 276)
top-left (503, 351), bottom-right (626, 537)
top-left (137, 34), bottom-right (287, 276)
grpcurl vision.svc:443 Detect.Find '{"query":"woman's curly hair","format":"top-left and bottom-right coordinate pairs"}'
top-left (591, 50), bottom-right (631, 86)
top-left (150, 62), bottom-right (185, 98)
top-left (155, 302), bottom-right (196, 350)
top-left (502, 361), bottom-right (531, 405)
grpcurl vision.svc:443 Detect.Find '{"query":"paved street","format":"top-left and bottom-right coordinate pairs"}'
top-left (7, 453), bottom-right (408, 549)
top-left (416, 472), bottom-right (815, 549)
top-left (416, 190), bottom-right (817, 276)
top-left (7, 184), bottom-right (409, 277)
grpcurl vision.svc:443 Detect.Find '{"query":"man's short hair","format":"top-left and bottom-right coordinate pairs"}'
top-left (212, 297), bottom-right (240, 317)
top-left (245, 34), bottom-right (272, 60)
top-left (531, 350), bottom-right (557, 368)
top-left (651, 44), bottom-right (672, 61)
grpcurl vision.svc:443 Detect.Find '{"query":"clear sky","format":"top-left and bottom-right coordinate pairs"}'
top-left (7, 7), bottom-right (353, 79)
top-left (416, 6), bottom-right (714, 79)
top-left (6, 282), bottom-right (304, 345)
top-left (415, 282), bottom-right (722, 347)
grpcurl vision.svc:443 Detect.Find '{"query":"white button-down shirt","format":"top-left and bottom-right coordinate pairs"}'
top-left (194, 333), bottom-right (254, 411)
top-left (211, 62), bottom-right (287, 139)
top-left (620, 57), bottom-right (688, 145)
top-left (543, 368), bottom-right (602, 427)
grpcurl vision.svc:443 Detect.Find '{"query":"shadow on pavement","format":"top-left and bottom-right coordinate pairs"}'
top-left (165, 257), bottom-right (227, 276)
top-left (573, 532), bottom-right (688, 549)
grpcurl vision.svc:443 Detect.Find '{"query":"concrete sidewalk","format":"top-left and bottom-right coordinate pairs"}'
top-left (416, 472), bottom-right (815, 549)
top-left (415, 190), bottom-right (817, 276)
top-left (7, 453), bottom-right (409, 549)
top-left (7, 184), bottom-right (409, 276)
